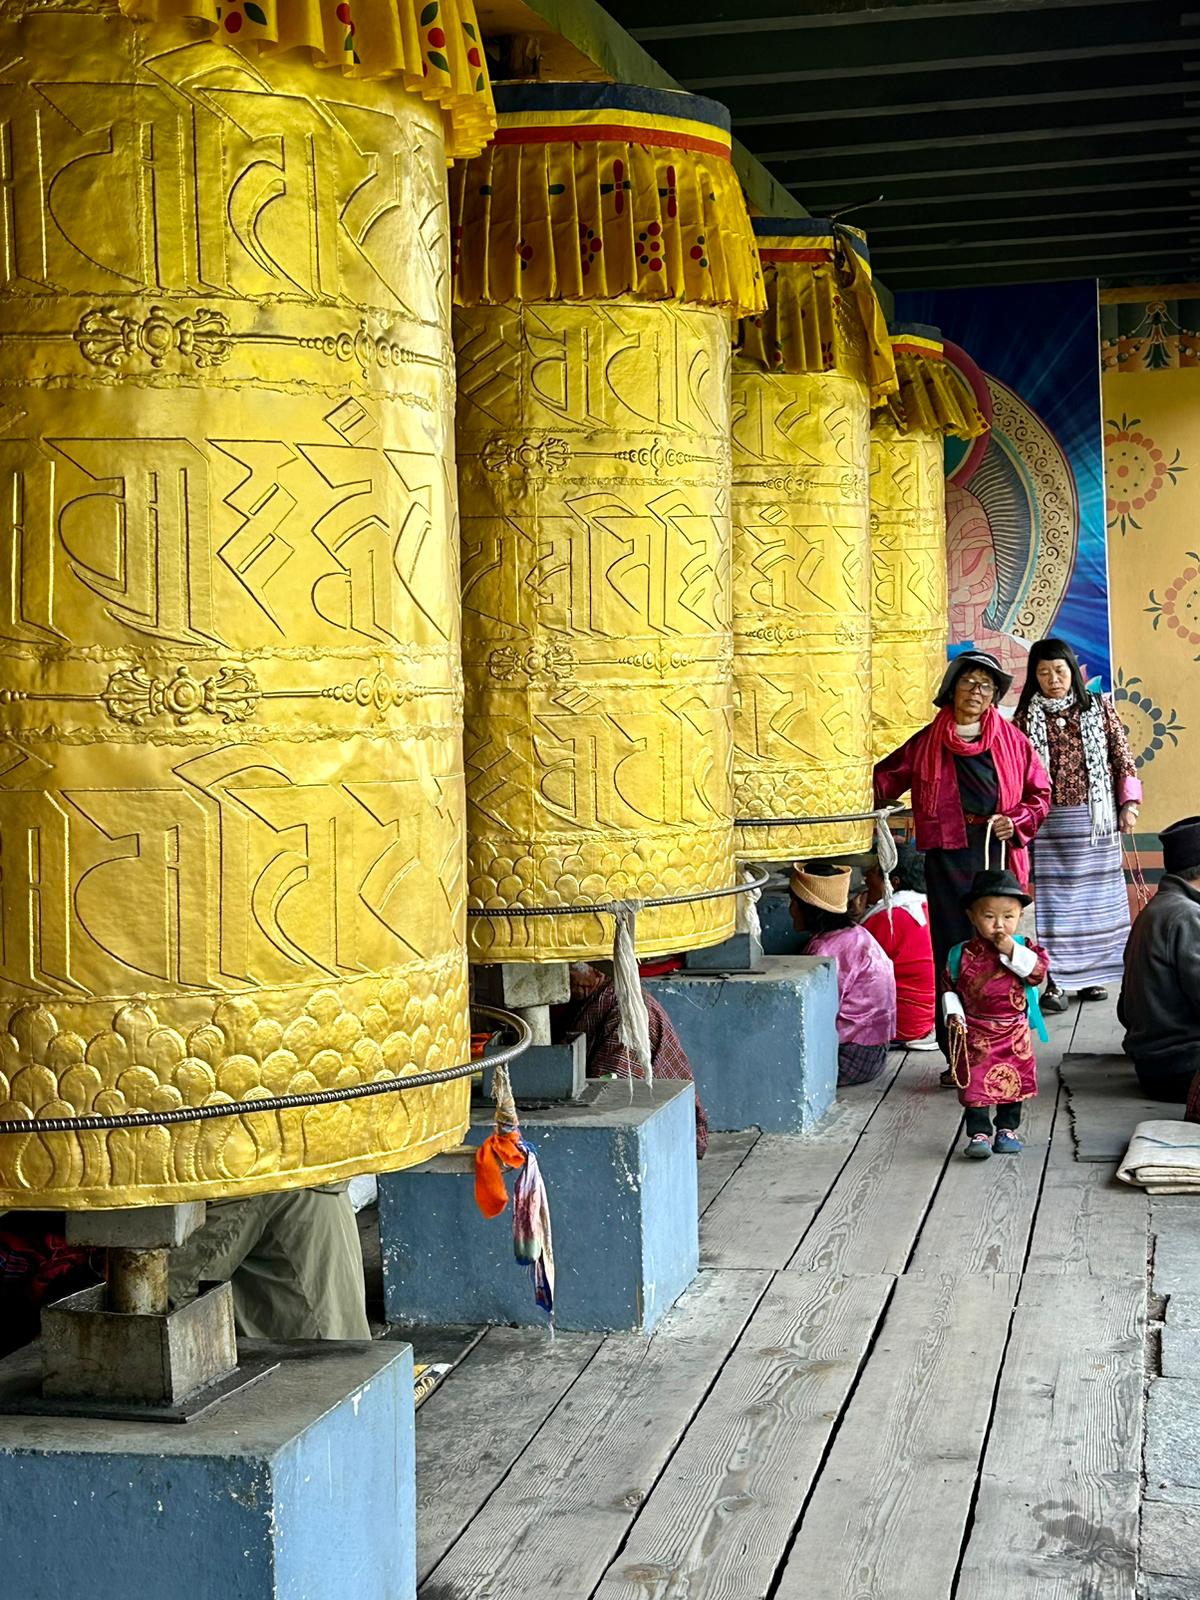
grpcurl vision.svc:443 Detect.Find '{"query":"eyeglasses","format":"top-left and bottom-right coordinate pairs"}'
top-left (958, 675), bottom-right (996, 696)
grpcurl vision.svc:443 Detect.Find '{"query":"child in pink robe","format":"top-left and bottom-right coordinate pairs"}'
top-left (943, 868), bottom-right (1049, 1159)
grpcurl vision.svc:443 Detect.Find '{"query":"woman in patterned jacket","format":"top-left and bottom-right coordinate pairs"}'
top-left (1014, 638), bottom-right (1142, 1012)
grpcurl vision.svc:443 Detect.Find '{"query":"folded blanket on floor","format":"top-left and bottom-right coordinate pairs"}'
top-left (1117, 1122), bottom-right (1200, 1193)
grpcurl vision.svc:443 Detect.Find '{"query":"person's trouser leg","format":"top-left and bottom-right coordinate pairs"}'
top-left (169, 1195), bottom-right (270, 1310)
top-left (169, 1188), bottom-right (370, 1341)
top-left (230, 1188), bottom-right (371, 1340)
top-left (993, 1102), bottom-right (1023, 1131)
top-left (1134, 1061), bottom-right (1195, 1104)
top-left (964, 1106), bottom-right (993, 1137)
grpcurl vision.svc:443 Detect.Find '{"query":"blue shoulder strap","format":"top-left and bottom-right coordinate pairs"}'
top-left (1014, 935), bottom-right (1050, 1044)
top-left (948, 941), bottom-right (965, 983)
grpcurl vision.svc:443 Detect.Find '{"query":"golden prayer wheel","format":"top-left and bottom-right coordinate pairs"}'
top-left (452, 85), bottom-right (765, 960)
top-left (732, 220), bottom-right (897, 860)
top-left (870, 326), bottom-right (990, 761)
top-left (0, 0), bottom-right (497, 1207)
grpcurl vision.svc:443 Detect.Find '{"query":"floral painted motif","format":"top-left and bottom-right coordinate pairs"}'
top-left (1146, 553), bottom-right (1200, 653)
top-left (334, 0), bottom-right (359, 63)
top-left (1112, 667), bottom-right (1186, 767)
top-left (421, 0), bottom-right (450, 74)
top-left (637, 222), bottom-right (664, 273)
top-left (1105, 412), bottom-right (1187, 535)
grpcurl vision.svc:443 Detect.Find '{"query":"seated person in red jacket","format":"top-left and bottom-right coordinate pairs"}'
top-left (861, 841), bottom-right (938, 1051)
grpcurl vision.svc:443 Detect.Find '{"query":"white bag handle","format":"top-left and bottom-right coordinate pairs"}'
top-left (984, 815), bottom-right (1008, 872)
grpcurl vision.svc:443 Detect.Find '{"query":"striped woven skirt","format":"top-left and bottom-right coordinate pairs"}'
top-left (1032, 804), bottom-right (1130, 990)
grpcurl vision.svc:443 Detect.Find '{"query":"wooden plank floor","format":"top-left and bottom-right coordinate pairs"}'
top-left (415, 997), bottom-right (1154, 1599)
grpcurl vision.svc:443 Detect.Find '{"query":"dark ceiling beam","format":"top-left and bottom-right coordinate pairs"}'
top-left (627, 0), bottom-right (1141, 41)
top-left (883, 240), bottom-right (1200, 268)
top-left (799, 152), bottom-right (1200, 206)
top-left (876, 225), bottom-right (1200, 262)
top-left (683, 37), bottom-right (1188, 90)
top-left (883, 250), bottom-right (1200, 286)
top-left (756, 112), bottom-right (1200, 165)
top-left (864, 200), bottom-right (1200, 236)
top-left (730, 72), bottom-right (1196, 129)
top-left (769, 134), bottom-right (1200, 188)
top-left (655, 5), bottom-right (1189, 88)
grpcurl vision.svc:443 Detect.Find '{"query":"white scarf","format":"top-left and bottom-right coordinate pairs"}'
top-left (1025, 691), bottom-right (1117, 842)
top-left (862, 889), bottom-right (928, 929)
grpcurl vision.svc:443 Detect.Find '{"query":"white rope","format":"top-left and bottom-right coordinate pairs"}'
top-left (874, 807), bottom-right (899, 910)
top-left (737, 864), bottom-right (762, 939)
top-left (490, 1060), bottom-right (518, 1132)
top-left (611, 901), bottom-right (653, 1094)
top-left (983, 816), bottom-right (1008, 872)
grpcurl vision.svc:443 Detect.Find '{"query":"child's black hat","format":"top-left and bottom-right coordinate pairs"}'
top-left (960, 868), bottom-right (1032, 911)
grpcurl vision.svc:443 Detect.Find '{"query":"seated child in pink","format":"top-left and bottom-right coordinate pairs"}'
top-left (789, 861), bottom-right (897, 1087)
top-left (943, 867), bottom-right (1049, 1159)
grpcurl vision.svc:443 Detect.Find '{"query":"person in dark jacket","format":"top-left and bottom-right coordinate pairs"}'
top-left (1119, 816), bottom-right (1200, 1102)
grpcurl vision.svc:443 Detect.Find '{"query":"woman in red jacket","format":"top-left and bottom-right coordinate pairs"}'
top-left (873, 650), bottom-right (1051, 1056)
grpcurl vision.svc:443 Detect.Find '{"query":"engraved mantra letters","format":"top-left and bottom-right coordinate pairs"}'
top-left (731, 366), bottom-right (874, 859)
top-left (457, 299), bottom-right (737, 959)
top-left (0, 8), bottom-right (469, 1205)
top-left (870, 418), bottom-right (949, 759)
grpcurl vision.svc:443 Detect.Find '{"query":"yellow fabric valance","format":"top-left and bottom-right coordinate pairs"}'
top-left (736, 221), bottom-right (897, 405)
top-left (451, 84), bottom-right (765, 316)
top-left (117, 0), bottom-right (496, 157)
top-left (885, 328), bottom-right (989, 440)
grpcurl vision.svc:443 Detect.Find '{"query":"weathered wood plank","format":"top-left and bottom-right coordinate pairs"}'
top-left (699, 1130), bottom-right (760, 1217)
top-left (1025, 1158), bottom-right (1149, 1279)
top-left (414, 1325), bottom-right (603, 1584)
top-left (419, 1268), bottom-right (772, 1600)
top-left (785, 1055), bottom-right (960, 1277)
top-left (908, 1083), bottom-right (1057, 1275)
top-left (958, 1272), bottom-right (1145, 1598)
top-left (701, 1058), bottom-right (903, 1271)
top-left (775, 1272), bottom-right (1020, 1599)
top-left (1061, 1052), bottom-right (1182, 1163)
top-left (592, 1272), bottom-right (893, 1600)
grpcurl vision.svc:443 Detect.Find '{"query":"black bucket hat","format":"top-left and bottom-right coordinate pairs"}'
top-left (933, 649), bottom-right (1013, 708)
top-left (960, 868), bottom-right (1032, 911)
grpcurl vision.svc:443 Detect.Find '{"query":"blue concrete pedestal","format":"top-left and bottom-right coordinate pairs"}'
top-left (647, 955), bottom-right (838, 1133)
top-left (379, 1079), bottom-right (698, 1334)
top-left (0, 1341), bottom-right (415, 1600)
top-left (757, 886), bottom-right (808, 956)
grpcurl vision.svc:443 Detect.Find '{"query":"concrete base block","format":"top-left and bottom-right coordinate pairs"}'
top-left (379, 1080), bottom-right (698, 1334)
top-left (0, 1340), bottom-right (415, 1600)
top-left (476, 1032), bottom-right (587, 1103)
top-left (647, 955), bottom-right (838, 1133)
top-left (684, 929), bottom-right (763, 972)
top-left (757, 889), bottom-right (808, 957)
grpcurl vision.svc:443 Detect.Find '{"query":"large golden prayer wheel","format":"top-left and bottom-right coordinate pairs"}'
top-left (452, 85), bottom-right (765, 960)
top-left (732, 220), bottom-right (896, 860)
top-left (870, 326), bottom-right (989, 761)
top-left (0, 0), bottom-right (496, 1207)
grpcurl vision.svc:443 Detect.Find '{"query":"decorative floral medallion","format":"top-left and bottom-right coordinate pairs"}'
top-left (1112, 667), bottom-right (1185, 767)
top-left (1105, 413), bottom-right (1187, 535)
top-left (1146, 552), bottom-right (1200, 651)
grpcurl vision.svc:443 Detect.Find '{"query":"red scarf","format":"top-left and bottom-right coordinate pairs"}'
top-left (914, 706), bottom-right (1028, 815)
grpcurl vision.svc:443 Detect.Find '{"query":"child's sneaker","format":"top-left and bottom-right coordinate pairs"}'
top-left (965, 1132), bottom-right (993, 1160)
top-left (992, 1128), bottom-right (1022, 1155)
